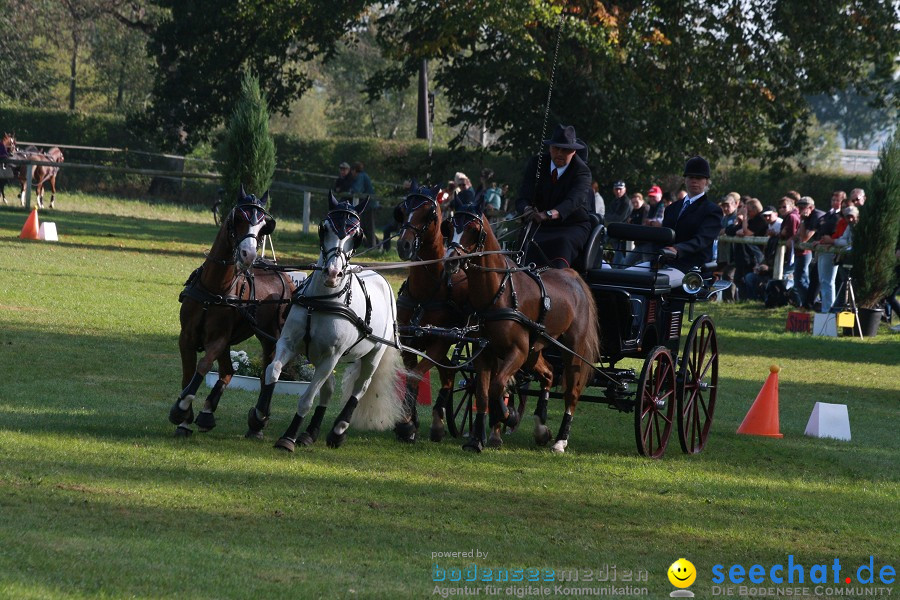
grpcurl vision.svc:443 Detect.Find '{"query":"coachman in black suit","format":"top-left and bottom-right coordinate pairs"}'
top-left (659, 156), bottom-right (722, 274)
top-left (516, 124), bottom-right (593, 269)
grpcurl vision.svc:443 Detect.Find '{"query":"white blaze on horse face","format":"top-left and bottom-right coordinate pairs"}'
top-left (323, 231), bottom-right (351, 288)
top-left (236, 220), bottom-right (265, 271)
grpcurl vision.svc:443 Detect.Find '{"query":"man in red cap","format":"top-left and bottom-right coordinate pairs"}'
top-left (644, 185), bottom-right (665, 227)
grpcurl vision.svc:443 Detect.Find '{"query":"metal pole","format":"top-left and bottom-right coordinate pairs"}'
top-left (773, 244), bottom-right (785, 280)
top-left (303, 191), bottom-right (311, 234)
top-left (24, 164), bottom-right (32, 210)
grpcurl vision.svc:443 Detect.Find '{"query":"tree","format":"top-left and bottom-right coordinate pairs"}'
top-left (0, 0), bottom-right (51, 105)
top-left (139, 0), bottom-right (369, 151)
top-left (808, 86), bottom-right (898, 150)
top-left (218, 72), bottom-right (276, 216)
top-left (853, 129), bottom-right (900, 309)
top-left (368, 0), bottom-right (900, 182)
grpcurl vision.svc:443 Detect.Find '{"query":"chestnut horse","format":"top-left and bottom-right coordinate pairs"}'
top-left (5, 144), bottom-right (64, 208)
top-left (0, 133), bottom-right (17, 205)
top-left (444, 202), bottom-right (600, 453)
top-left (168, 187), bottom-right (304, 436)
top-left (392, 186), bottom-right (470, 442)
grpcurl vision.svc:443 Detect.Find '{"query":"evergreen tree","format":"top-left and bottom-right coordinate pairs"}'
top-left (219, 72), bottom-right (276, 216)
top-left (853, 129), bottom-right (900, 308)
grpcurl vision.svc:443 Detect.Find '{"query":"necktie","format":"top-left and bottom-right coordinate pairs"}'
top-left (551, 168), bottom-right (558, 183)
top-left (679, 198), bottom-right (693, 219)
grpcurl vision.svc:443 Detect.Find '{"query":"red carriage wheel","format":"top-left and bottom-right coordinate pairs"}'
top-left (634, 345), bottom-right (676, 458)
top-left (677, 315), bottom-right (718, 454)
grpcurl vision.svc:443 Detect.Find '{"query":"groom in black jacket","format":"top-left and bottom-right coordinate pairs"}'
top-left (516, 124), bottom-right (593, 269)
top-left (659, 156), bottom-right (722, 274)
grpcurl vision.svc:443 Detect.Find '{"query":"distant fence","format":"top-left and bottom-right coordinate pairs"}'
top-left (4, 148), bottom-right (395, 236)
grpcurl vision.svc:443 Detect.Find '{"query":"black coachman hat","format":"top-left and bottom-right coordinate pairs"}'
top-left (683, 156), bottom-right (711, 179)
top-left (543, 124), bottom-right (585, 150)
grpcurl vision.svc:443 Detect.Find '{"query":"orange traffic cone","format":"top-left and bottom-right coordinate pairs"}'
top-left (737, 365), bottom-right (784, 438)
top-left (19, 208), bottom-right (39, 240)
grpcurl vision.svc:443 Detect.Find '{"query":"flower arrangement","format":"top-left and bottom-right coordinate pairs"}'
top-left (228, 350), bottom-right (314, 382)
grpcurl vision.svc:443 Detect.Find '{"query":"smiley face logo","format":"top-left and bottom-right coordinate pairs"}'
top-left (668, 558), bottom-right (697, 588)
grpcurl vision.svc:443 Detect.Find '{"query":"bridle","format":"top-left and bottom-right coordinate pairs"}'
top-left (396, 193), bottom-right (438, 259)
top-left (318, 207), bottom-right (363, 279)
top-left (444, 208), bottom-right (487, 272)
top-left (216, 198), bottom-right (275, 269)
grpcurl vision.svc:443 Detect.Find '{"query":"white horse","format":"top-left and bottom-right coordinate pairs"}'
top-left (246, 193), bottom-right (405, 451)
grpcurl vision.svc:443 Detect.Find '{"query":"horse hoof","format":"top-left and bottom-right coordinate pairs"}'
top-left (504, 407), bottom-right (520, 432)
top-left (244, 429), bottom-right (264, 440)
top-left (297, 431), bottom-right (317, 447)
top-left (246, 407), bottom-right (269, 433)
top-left (462, 437), bottom-right (483, 453)
top-left (394, 420), bottom-right (417, 444)
top-left (550, 439), bottom-right (568, 454)
top-left (486, 433), bottom-right (503, 449)
top-left (429, 425), bottom-right (446, 443)
top-left (169, 400), bottom-right (194, 426)
top-left (195, 411), bottom-right (216, 432)
top-left (174, 425), bottom-right (193, 438)
top-left (326, 430), bottom-right (347, 448)
top-left (274, 437), bottom-right (296, 453)
top-left (534, 425), bottom-right (551, 447)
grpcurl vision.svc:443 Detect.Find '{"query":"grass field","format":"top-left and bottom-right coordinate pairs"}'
top-left (1, 194), bottom-right (898, 600)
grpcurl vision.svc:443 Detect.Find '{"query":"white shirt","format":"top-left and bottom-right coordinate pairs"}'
top-left (550, 162), bottom-right (570, 179)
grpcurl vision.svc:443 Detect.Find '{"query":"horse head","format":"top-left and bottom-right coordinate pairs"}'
top-left (319, 191), bottom-right (364, 287)
top-left (395, 183), bottom-right (442, 261)
top-left (443, 198), bottom-right (488, 275)
top-left (1, 133), bottom-right (15, 154)
top-left (227, 185), bottom-right (274, 272)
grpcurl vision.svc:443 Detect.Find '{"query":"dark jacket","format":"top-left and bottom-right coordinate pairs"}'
top-left (515, 153), bottom-right (592, 223)
top-left (660, 194), bottom-right (723, 272)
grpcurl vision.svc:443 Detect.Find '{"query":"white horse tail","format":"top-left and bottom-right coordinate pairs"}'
top-left (348, 345), bottom-right (406, 431)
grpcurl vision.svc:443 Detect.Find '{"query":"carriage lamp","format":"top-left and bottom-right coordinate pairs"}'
top-left (682, 271), bottom-right (704, 295)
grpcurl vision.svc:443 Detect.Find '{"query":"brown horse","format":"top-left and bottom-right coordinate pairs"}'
top-left (29, 146), bottom-right (64, 209)
top-left (392, 187), bottom-right (470, 442)
top-left (0, 133), bottom-right (16, 205)
top-left (168, 187), bottom-right (304, 436)
top-left (444, 202), bottom-right (600, 453)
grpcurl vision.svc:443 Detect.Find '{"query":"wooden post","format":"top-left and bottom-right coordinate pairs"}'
top-left (24, 164), bottom-right (32, 210)
top-left (303, 191), bottom-right (311, 234)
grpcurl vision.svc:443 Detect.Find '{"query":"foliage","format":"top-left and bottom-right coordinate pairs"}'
top-left (0, 0), bottom-right (52, 104)
top-left (218, 72), bottom-right (277, 215)
top-left (139, 0), bottom-right (369, 151)
top-left (369, 0), bottom-right (900, 182)
top-left (808, 74), bottom-right (899, 150)
top-left (852, 129), bottom-right (900, 308)
top-left (713, 165), bottom-right (870, 208)
top-left (0, 194), bottom-right (898, 599)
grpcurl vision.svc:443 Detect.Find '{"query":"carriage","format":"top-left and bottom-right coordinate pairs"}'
top-left (439, 218), bottom-right (728, 458)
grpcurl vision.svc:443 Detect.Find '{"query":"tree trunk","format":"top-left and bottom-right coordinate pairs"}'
top-left (68, 32), bottom-right (79, 111)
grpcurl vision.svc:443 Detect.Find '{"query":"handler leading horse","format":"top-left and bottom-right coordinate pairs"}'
top-left (248, 192), bottom-right (404, 451)
top-left (169, 187), bottom-right (302, 436)
top-left (444, 201), bottom-right (600, 453)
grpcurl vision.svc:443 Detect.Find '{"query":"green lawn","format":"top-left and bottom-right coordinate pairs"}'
top-left (1, 194), bottom-right (897, 600)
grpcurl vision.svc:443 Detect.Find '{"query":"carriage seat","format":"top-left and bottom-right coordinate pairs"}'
top-left (586, 268), bottom-right (671, 295)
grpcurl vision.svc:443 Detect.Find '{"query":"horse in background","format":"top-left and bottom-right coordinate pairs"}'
top-left (444, 201), bottom-right (600, 453)
top-left (26, 146), bottom-right (64, 209)
top-left (0, 133), bottom-right (17, 205)
top-left (249, 192), bottom-right (404, 451)
top-left (168, 186), bottom-right (305, 437)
